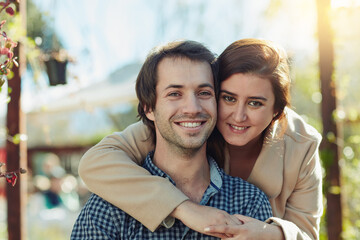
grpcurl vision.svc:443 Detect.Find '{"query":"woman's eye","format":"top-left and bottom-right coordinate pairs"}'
top-left (249, 101), bottom-right (263, 107)
top-left (223, 95), bottom-right (236, 103)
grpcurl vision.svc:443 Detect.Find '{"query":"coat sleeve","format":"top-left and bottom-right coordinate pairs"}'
top-left (267, 138), bottom-right (323, 240)
top-left (78, 121), bottom-right (189, 231)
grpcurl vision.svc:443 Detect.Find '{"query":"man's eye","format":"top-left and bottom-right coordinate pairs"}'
top-left (199, 91), bottom-right (212, 96)
top-left (168, 92), bottom-right (180, 97)
top-left (223, 95), bottom-right (236, 102)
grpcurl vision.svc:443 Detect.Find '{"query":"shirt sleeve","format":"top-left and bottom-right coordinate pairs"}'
top-left (78, 121), bottom-right (189, 231)
top-left (71, 194), bottom-right (118, 240)
top-left (249, 189), bottom-right (273, 222)
top-left (267, 139), bottom-right (323, 240)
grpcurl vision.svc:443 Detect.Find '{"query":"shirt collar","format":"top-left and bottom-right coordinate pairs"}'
top-left (142, 151), bottom-right (223, 190)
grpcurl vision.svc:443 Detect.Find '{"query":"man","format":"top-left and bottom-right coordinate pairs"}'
top-left (71, 40), bottom-right (272, 239)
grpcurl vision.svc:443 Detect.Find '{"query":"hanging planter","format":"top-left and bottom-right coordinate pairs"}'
top-left (43, 49), bottom-right (70, 86)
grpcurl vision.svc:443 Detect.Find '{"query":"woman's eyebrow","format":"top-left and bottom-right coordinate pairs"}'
top-left (249, 96), bottom-right (268, 101)
top-left (221, 90), bottom-right (268, 101)
top-left (220, 89), bottom-right (236, 96)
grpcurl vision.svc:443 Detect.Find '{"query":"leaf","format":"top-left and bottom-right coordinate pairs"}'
top-left (328, 185), bottom-right (341, 195)
top-left (5, 173), bottom-right (17, 186)
top-left (12, 134), bottom-right (20, 144)
top-left (5, 7), bottom-right (14, 16)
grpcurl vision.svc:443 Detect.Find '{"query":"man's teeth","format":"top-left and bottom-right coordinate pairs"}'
top-left (231, 125), bottom-right (248, 130)
top-left (179, 122), bottom-right (202, 128)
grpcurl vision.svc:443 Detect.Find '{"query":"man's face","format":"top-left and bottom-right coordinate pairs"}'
top-left (146, 57), bottom-right (217, 152)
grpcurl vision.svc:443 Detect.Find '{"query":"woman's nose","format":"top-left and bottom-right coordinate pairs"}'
top-left (233, 106), bottom-right (247, 122)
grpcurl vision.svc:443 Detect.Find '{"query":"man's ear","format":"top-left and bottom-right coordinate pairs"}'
top-left (145, 107), bottom-right (155, 121)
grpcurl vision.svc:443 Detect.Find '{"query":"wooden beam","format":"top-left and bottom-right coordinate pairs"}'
top-left (5, 1), bottom-right (27, 239)
top-left (316, 0), bottom-right (343, 239)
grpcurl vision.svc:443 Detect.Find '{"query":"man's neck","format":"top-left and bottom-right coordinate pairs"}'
top-left (152, 144), bottom-right (210, 203)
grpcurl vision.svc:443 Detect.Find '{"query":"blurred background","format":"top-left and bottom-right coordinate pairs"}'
top-left (0, 0), bottom-right (359, 239)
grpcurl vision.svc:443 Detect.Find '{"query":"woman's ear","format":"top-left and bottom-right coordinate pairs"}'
top-left (273, 112), bottom-right (279, 118)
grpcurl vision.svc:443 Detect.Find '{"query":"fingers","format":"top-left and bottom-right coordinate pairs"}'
top-left (205, 232), bottom-right (233, 239)
top-left (202, 211), bottom-right (242, 238)
top-left (204, 213), bottom-right (244, 236)
top-left (233, 214), bottom-right (254, 224)
top-left (228, 214), bottom-right (244, 225)
top-left (204, 223), bottom-right (243, 235)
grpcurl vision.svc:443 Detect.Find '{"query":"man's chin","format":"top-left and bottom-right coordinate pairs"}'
top-left (180, 138), bottom-right (207, 150)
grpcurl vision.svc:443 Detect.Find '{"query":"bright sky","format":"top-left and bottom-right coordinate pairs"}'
top-left (331, 0), bottom-right (360, 8)
top-left (6, 0), bottom-right (350, 114)
top-left (30, 0), bottom-right (270, 85)
top-left (27, 0), bottom-right (359, 83)
top-left (21, 0), bottom-right (273, 112)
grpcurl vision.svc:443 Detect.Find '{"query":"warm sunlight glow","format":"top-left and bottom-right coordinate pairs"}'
top-left (331, 0), bottom-right (360, 8)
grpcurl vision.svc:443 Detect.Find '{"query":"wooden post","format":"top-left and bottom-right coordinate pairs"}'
top-left (5, 1), bottom-right (27, 239)
top-left (316, 0), bottom-right (343, 239)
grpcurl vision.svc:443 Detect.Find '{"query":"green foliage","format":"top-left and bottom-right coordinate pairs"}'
top-left (331, 6), bottom-right (360, 238)
top-left (290, 5), bottom-right (360, 238)
top-left (105, 104), bottom-right (139, 131)
top-left (320, 148), bottom-right (334, 170)
top-left (290, 56), bottom-right (322, 131)
top-left (319, 205), bottom-right (328, 240)
top-left (340, 134), bottom-right (360, 239)
top-left (27, 224), bottom-right (69, 240)
top-left (320, 148), bottom-right (334, 198)
top-left (26, 0), bottom-right (46, 40)
top-left (26, 0), bottom-right (63, 52)
top-left (0, 6), bottom-right (19, 88)
top-left (0, 219), bottom-right (7, 240)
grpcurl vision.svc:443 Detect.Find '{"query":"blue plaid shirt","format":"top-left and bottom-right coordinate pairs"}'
top-left (71, 152), bottom-right (272, 239)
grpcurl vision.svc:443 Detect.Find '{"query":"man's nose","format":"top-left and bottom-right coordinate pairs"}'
top-left (183, 94), bottom-right (202, 114)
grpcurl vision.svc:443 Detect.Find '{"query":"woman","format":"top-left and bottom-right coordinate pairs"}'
top-left (78, 39), bottom-right (323, 239)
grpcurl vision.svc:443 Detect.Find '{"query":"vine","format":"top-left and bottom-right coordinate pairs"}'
top-left (0, 0), bottom-right (18, 87)
top-left (0, 0), bottom-right (26, 186)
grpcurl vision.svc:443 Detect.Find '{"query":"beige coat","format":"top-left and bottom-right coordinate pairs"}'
top-left (78, 108), bottom-right (323, 240)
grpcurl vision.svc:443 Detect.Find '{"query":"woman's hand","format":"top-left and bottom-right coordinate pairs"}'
top-left (204, 215), bottom-right (285, 240)
top-left (171, 200), bottom-right (243, 238)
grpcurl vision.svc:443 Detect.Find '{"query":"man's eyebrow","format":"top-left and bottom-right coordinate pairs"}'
top-left (165, 84), bottom-right (183, 89)
top-left (199, 83), bottom-right (214, 90)
top-left (165, 83), bottom-right (214, 90)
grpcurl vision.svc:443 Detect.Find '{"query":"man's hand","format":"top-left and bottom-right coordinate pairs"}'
top-left (171, 200), bottom-right (243, 238)
top-left (204, 215), bottom-right (285, 240)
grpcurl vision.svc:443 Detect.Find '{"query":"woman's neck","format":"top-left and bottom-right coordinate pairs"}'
top-left (227, 134), bottom-right (264, 180)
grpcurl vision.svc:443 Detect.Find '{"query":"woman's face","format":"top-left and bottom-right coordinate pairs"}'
top-left (217, 73), bottom-right (276, 147)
